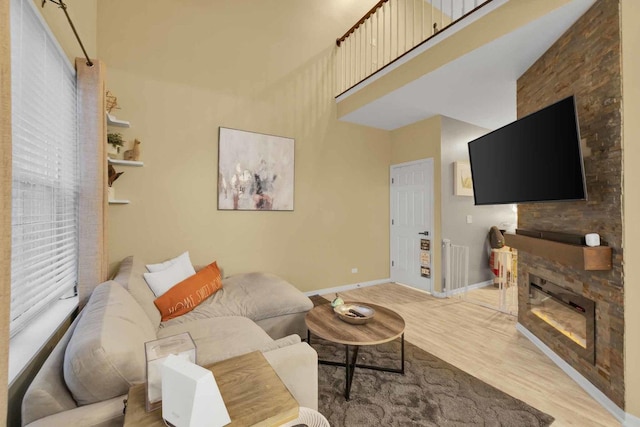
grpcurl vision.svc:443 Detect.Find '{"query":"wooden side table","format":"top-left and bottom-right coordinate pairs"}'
top-left (305, 302), bottom-right (405, 401)
top-left (124, 351), bottom-right (299, 427)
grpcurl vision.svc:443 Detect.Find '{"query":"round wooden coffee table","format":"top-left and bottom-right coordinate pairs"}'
top-left (305, 302), bottom-right (405, 400)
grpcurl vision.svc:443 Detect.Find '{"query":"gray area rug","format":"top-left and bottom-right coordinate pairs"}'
top-left (309, 297), bottom-right (554, 426)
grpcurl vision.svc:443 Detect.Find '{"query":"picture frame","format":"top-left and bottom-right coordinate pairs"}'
top-left (217, 127), bottom-right (294, 211)
top-left (454, 160), bottom-right (474, 197)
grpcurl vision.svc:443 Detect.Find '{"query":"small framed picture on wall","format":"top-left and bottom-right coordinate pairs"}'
top-left (454, 161), bottom-right (474, 197)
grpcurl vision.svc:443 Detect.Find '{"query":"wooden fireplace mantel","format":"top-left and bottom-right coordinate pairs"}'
top-left (504, 233), bottom-right (612, 271)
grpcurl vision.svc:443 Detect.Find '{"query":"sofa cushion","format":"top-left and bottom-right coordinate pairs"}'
top-left (159, 272), bottom-right (313, 329)
top-left (144, 254), bottom-right (196, 297)
top-left (64, 281), bottom-right (157, 406)
top-left (157, 316), bottom-right (276, 366)
top-left (113, 256), bottom-right (161, 328)
top-left (154, 261), bottom-right (223, 321)
top-left (146, 250), bottom-right (194, 274)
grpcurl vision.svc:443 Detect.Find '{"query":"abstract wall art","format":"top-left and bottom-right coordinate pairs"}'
top-left (218, 127), bottom-right (294, 211)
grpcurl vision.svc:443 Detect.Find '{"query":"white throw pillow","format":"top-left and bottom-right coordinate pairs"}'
top-left (144, 256), bottom-right (196, 297)
top-left (146, 251), bottom-right (193, 273)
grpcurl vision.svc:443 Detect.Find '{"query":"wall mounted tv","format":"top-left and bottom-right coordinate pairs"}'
top-left (467, 96), bottom-right (587, 206)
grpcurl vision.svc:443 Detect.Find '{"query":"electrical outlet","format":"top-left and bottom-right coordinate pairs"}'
top-left (371, 38), bottom-right (377, 47)
top-left (466, 215), bottom-right (473, 224)
top-left (351, 267), bottom-right (358, 274)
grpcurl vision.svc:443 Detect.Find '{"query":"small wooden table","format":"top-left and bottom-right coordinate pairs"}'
top-left (123, 351), bottom-right (299, 427)
top-left (305, 302), bottom-right (405, 400)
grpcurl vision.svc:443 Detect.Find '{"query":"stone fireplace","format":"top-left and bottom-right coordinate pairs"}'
top-left (516, 255), bottom-right (623, 407)
top-left (516, 0), bottom-right (624, 409)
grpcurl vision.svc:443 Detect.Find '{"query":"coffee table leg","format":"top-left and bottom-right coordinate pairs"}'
top-left (344, 345), bottom-right (360, 401)
top-left (314, 334), bottom-right (404, 400)
top-left (401, 332), bottom-right (405, 374)
top-left (352, 334), bottom-right (405, 375)
top-left (307, 329), bottom-right (311, 344)
top-left (345, 345), bottom-right (350, 400)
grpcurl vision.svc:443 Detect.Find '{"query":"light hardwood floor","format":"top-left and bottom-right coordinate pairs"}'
top-left (322, 283), bottom-right (619, 427)
top-left (464, 283), bottom-right (518, 315)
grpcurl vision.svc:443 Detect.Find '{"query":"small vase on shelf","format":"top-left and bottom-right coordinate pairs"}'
top-left (107, 144), bottom-right (119, 159)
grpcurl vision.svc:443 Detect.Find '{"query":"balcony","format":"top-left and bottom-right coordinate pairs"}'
top-left (335, 0), bottom-right (492, 97)
top-left (335, 0), bottom-right (597, 131)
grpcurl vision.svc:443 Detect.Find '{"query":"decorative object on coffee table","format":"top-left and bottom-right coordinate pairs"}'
top-left (333, 303), bottom-right (375, 325)
top-left (330, 293), bottom-right (344, 308)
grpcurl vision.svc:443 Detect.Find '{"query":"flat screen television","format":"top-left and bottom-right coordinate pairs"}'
top-left (467, 95), bottom-right (587, 205)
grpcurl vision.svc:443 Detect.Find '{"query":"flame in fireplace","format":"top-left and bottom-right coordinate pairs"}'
top-left (531, 308), bottom-right (587, 348)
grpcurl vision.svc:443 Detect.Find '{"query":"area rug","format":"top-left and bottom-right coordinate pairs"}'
top-left (309, 296), bottom-right (554, 426)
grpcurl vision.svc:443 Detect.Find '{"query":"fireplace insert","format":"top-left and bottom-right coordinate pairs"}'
top-left (527, 274), bottom-right (595, 364)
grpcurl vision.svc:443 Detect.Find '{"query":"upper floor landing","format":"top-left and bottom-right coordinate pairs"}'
top-left (335, 0), bottom-right (597, 131)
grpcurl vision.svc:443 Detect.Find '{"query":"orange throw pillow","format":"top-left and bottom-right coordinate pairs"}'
top-left (154, 261), bottom-right (223, 321)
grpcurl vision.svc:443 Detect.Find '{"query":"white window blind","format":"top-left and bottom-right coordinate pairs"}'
top-left (10, 0), bottom-right (79, 337)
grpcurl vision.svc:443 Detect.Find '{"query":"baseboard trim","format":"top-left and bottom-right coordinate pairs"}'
top-left (625, 413), bottom-right (640, 427)
top-left (431, 290), bottom-right (448, 298)
top-left (304, 278), bottom-right (391, 297)
top-left (516, 323), bottom-right (626, 424)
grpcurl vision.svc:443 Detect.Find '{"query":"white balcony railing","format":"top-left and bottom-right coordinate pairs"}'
top-left (335, 0), bottom-right (491, 96)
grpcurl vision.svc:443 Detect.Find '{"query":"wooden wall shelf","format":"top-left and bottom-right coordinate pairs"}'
top-left (504, 233), bottom-right (612, 271)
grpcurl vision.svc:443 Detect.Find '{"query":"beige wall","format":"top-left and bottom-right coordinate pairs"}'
top-left (98, 0), bottom-right (391, 293)
top-left (621, 0), bottom-right (640, 419)
top-left (390, 115), bottom-right (442, 291)
top-left (31, 0), bottom-right (97, 64)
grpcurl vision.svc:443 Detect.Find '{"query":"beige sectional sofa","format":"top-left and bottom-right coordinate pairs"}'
top-left (21, 256), bottom-right (317, 426)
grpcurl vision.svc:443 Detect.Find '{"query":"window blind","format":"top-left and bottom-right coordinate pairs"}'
top-left (10, 0), bottom-right (79, 337)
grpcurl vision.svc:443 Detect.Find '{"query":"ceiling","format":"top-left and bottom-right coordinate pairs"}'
top-left (337, 0), bottom-right (597, 131)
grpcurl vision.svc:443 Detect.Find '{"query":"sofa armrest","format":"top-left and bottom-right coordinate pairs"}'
top-left (22, 316), bottom-right (81, 425)
top-left (263, 342), bottom-right (318, 411)
top-left (24, 395), bottom-right (126, 427)
top-left (258, 334), bottom-right (301, 353)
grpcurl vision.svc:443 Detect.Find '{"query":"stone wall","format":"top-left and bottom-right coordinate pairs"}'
top-left (516, 0), bottom-right (624, 407)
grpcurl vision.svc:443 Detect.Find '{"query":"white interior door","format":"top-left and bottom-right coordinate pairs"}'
top-left (390, 159), bottom-right (434, 293)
